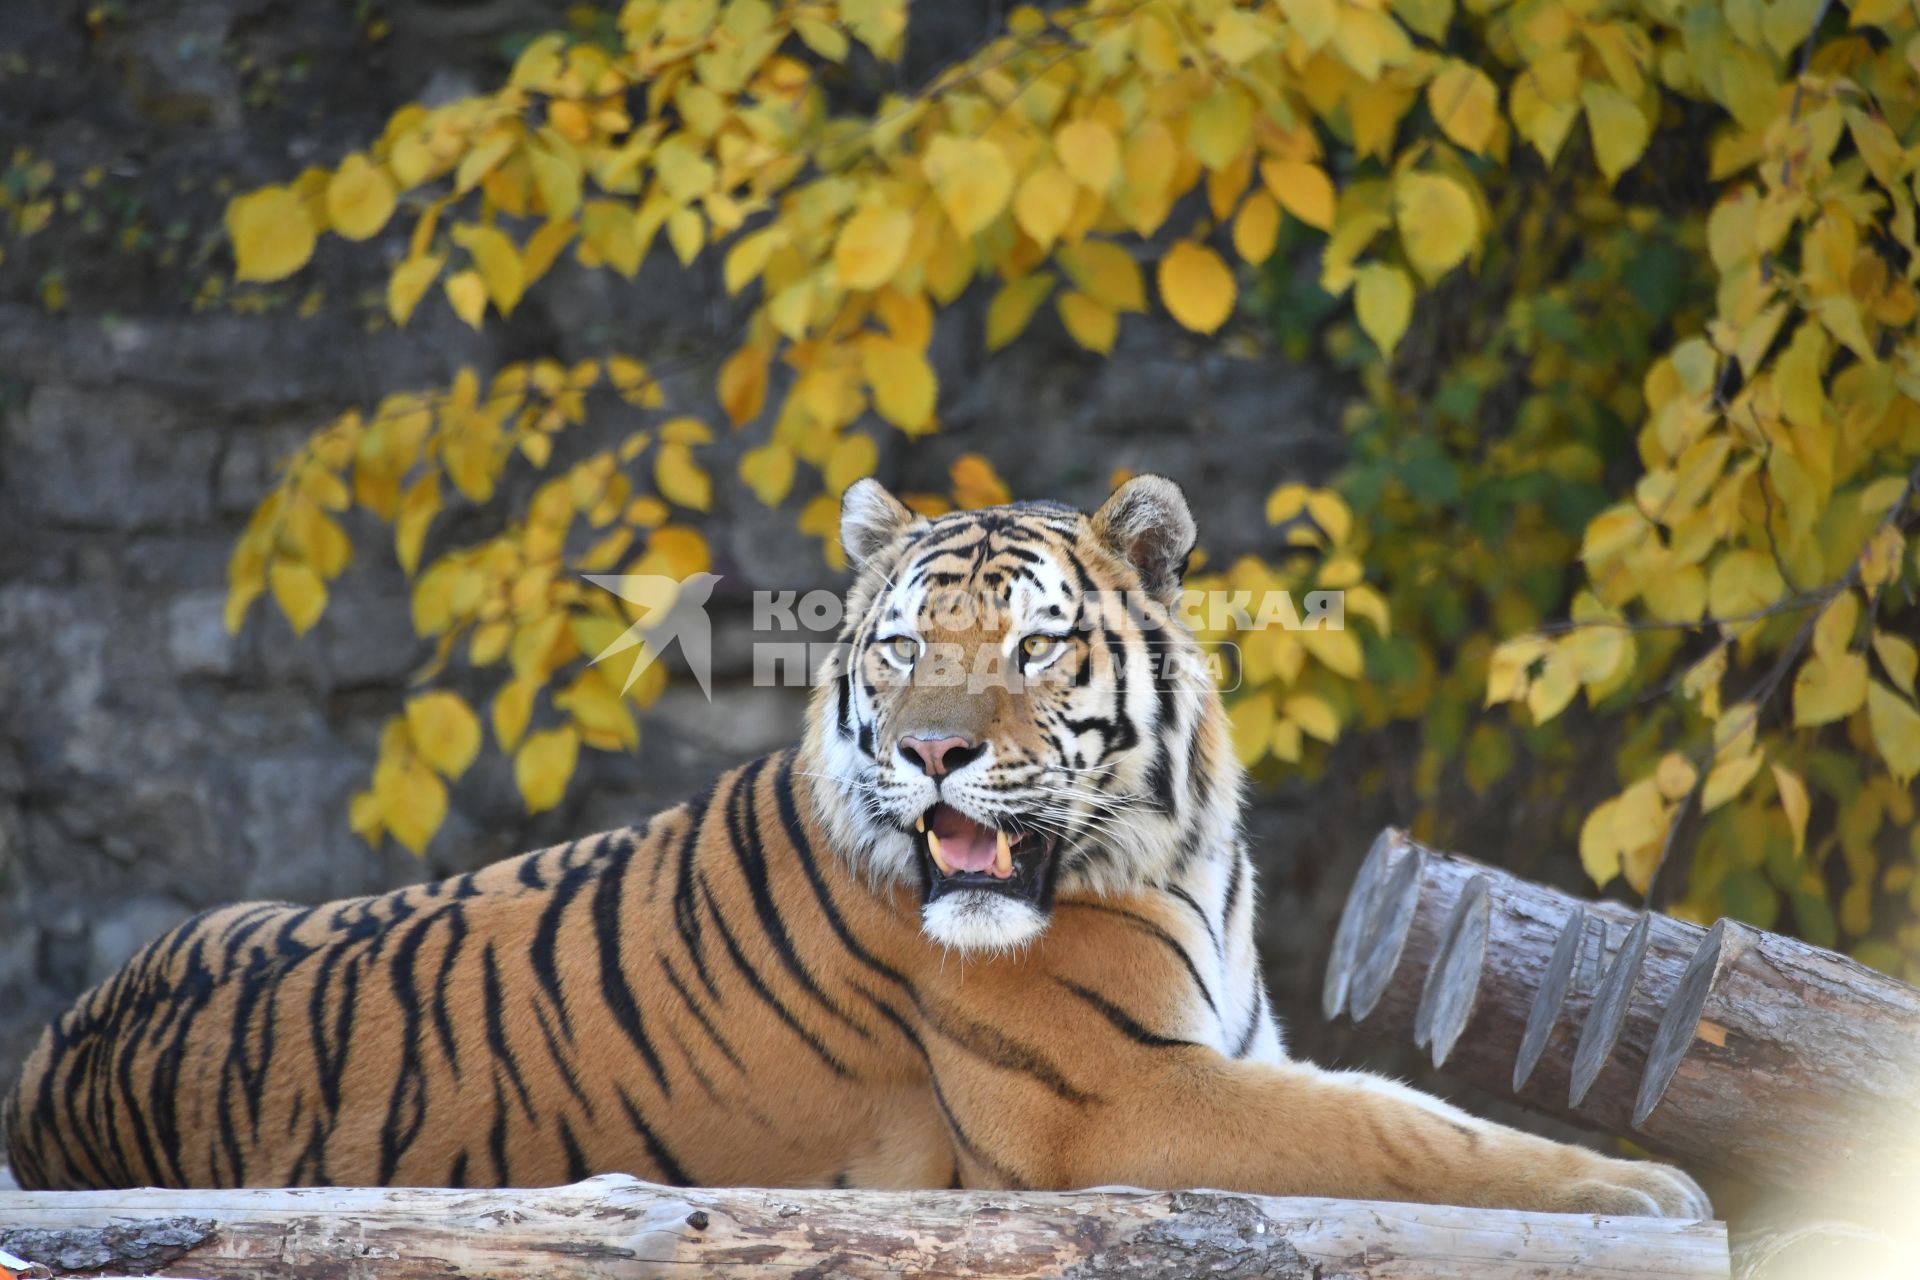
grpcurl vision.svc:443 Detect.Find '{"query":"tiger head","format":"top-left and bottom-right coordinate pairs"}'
top-left (804, 476), bottom-right (1244, 953)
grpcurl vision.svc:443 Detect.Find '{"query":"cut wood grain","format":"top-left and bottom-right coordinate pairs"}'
top-left (0, 1174), bottom-right (1730, 1279)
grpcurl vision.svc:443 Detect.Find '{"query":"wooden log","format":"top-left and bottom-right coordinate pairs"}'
top-left (0, 1174), bottom-right (1730, 1280)
top-left (1633, 918), bottom-right (1920, 1203)
top-left (1327, 830), bottom-right (1920, 1199)
top-left (1328, 830), bottom-right (1697, 1142)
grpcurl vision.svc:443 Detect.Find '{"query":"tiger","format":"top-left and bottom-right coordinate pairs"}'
top-left (5, 476), bottom-right (1708, 1216)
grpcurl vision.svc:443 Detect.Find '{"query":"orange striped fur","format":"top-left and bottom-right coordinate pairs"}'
top-left (5, 478), bottom-right (1708, 1215)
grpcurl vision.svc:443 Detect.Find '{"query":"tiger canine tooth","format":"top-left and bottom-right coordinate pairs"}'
top-left (993, 829), bottom-right (1013, 878)
top-left (915, 814), bottom-right (925, 832)
top-left (926, 830), bottom-right (954, 875)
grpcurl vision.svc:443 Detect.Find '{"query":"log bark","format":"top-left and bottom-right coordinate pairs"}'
top-left (1633, 918), bottom-right (1920, 1203)
top-left (1325, 829), bottom-right (1920, 1200)
top-left (0, 1175), bottom-right (1729, 1279)
top-left (1324, 830), bottom-right (1703, 1141)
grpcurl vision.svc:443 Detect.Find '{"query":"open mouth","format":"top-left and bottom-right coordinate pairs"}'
top-left (913, 802), bottom-right (1061, 909)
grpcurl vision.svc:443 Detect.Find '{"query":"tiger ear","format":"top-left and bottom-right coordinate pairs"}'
top-left (1091, 475), bottom-right (1196, 603)
top-left (840, 478), bottom-right (914, 569)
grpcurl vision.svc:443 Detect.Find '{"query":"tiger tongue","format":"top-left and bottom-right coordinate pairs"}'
top-left (930, 809), bottom-right (999, 874)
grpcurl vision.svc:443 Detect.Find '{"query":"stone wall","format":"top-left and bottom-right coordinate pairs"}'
top-left (0, 0), bottom-right (1571, 1128)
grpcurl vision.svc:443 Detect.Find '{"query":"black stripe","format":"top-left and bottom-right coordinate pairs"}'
top-left (617, 1086), bottom-right (692, 1185)
top-left (911, 993), bottom-right (1096, 1105)
top-left (1056, 977), bottom-right (1195, 1049)
top-left (697, 876), bottom-right (854, 1078)
top-left (1056, 901), bottom-right (1216, 1015)
top-left (590, 830), bottom-right (672, 1096)
top-left (772, 753), bottom-right (910, 990)
top-left (530, 859), bottom-right (595, 1040)
top-left (480, 943), bottom-right (536, 1121)
top-left (660, 952), bottom-right (747, 1073)
top-left (724, 756), bottom-right (870, 1040)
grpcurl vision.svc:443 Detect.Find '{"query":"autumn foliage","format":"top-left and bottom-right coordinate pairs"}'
top-left (224, 0), bottom-right (1920, 976)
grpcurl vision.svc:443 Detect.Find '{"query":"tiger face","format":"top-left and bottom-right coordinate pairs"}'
top-left (805, 476), bottom-right (1243, 953)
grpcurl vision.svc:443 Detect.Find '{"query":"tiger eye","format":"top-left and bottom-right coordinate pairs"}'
top-left (889, 636), bottom-right (917, 665)
top-left (1021, 634), bottom-right (1061, 661)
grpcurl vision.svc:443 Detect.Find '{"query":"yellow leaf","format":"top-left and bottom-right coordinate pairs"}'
top-left (1581, 83), bottom-right (1651, 183)
top-left (1280, 0), bottom-right (1337, 50)
top-left (1579, 798), bottom-right (1622, 886)
top-left (226, 186), bottom-right (316, 283)
top-left (862, 337), bottom-right (937, 432)
top-left (986, 273), bottom-right (1054, 350)
top-left (1157, 241), bottom-right (1236, 335)
top-left (951, 453), bottom-right (1012, 509)
top-left (527, 141), bottom-right (582, 220)
top-left (1332, 6), bottom-right (1413, 80)
top-left (1306, 490), bottom-right (1353, 545)
top-left (1232, 191), bottom-right (1281, 265)
top-left (1056, 118), bottom-right (1121, 193)
top-left (1427, 61), bottom-right (1499, 154)
top-left (445, 270), bottom-right (488, 328)
top-left (1486, 635), bottom-right (1547, 705)
top-left (718, 345), bottom-right (769, 426)
top-left (1058, 290), bottom-right (1118, 353)
top-left (493, 677), bottom-right (537, 750)
top-left (582, 199), bottom-right (642, 277)
top-left (269, 559), bottom-right (327, 634)
top-left (825, 432), bottom-right (878, 495)
top-left (380, 753), bottom-right (448, 855)
top-left (1867, 680), bottom-right (1920, 784)
top-left (724, 226), bottom-right (783, 293)
top-left (522, 219), bottom-right (575, 287)
top-left (387, 255), bottom-right (444, 326)
top-left (1702, 751), bottom-right (1764, 813)
top-left (1284, 693), bottom-right (1340, 743)
top-left (1014, 166), bottom-right (1078, 249)
top-left (1059, 240), bottom-right (1147, 312)
top-left (1188, 83), bottom-right (1254, 172)
top-left (739, 442), bottom-right (796, 506)
top-left (1394, 172), bottom-right (1477, 283)
top-left (515, 725), bottom-right (580, 813)
top-left (395, 474), bottom-right (441, 575)
top-left (833, 203), bottom-right (912, 290)
top-left (1706, 548), bottom-right (1785, 619)
top-left (660, 416), bottom-right (714, 447)
top-left (452, 224), bottom-right (525, 313)
top-left (1527, 648), bottom-right (1580, 722)
top-left (325, 154), bottom-right (396, 241)
top-left (1813, 590), bottom-right (1860, 662)
top-left (1655, 752), bottom-right (1698, 800)
top-left (1229, 693), bottom-right (1276, 766)
top-left (1859, 526), bottom-right (1905, 591)
top-left (1210, 9), bottom-right (1281, 64)
top-left (926, 135), bottom-right (1013, 237)
top-left (406, 690), bottom-right (482, 779)
top-left (1260, 160), bottom-right (1334, 231)
top-left (666, 207), bottom-right (704, 266)
top-left (1271, 717), bottom-right (1303, 763)
top-left (1873, 631), bottom-right (1918, 698)
top-left (1303, 627), bottom-right (1363, 679)
top-left (1354, 263), bottom-right (1412, 356)
top-left (1611, 779), bottom-right (1670, 860)
top-left (655, 442), bottom-right (712, 511)
top-left (1794, 651), bottom-right (1869, 726)
top-left (1772, 764), bottom-right (1809, 856)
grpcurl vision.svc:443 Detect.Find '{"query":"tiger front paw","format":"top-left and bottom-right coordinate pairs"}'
top-left (1549, 1153), bottom-right (1713, 1219)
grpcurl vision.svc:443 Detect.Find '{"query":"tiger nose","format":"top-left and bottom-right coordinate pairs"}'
top-left (898, 735), bottom-right (981, 777)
